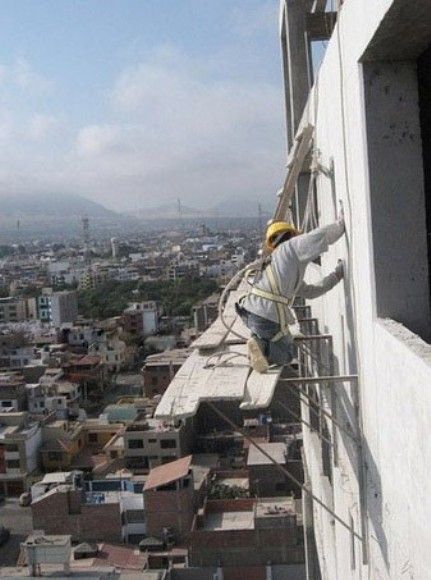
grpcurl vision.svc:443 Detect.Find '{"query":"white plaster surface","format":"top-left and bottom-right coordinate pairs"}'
top-left (279, 0), bottom-right (431, 578)
top-left (191, 288), bottom-right (250, 350)
top-left (155, 345), bottom-right (281, 420)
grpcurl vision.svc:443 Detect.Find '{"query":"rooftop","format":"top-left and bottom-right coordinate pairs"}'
top-left (216, 477), bottom-right (249, 489)
top-left (75, 355), bottom-right (101, 366)
top-left (91, 542), bottom-right (146, 571)
top-left (144, 455), bottom-right (192, 491)
top-left (84, 491), bottom-right (120, 505)
top-left (0, 424), bottom-right (19, 438)
top-left (24, 534), bottom-right (71, 547)
top-left (0, 372), bottom-right (25, 385)
top-left (39, 471), bottom-right (81, 485)
top-left (255, 498), bottom-right (300, 521)
top-left (143, 348), bottom-right (192, 367)
top-left (203, 510), bottom-right (254, 531)
top-left (103, 404), bottom-right (138, 423)
top-left (247, 442), bottom-right (287, 466)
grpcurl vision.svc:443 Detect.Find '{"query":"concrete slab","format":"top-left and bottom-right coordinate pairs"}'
top-left (155, 346), bottom-right (281, 420)
top-left (247, 443), bottom-right (287, 466)
top-left (241, 365), bottom-right (282, 410)
top-left (191, 289), bottom-right (250, 351)
top-left (155, 346), bottom-right (249, 420)
top-left (203, 510), bottom-right (254, 531)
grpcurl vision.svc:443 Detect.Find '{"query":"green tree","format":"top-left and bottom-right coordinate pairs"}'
top-left (77, 277), bottom-right (218, 321)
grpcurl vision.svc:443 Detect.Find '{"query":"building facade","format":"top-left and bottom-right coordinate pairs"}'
top-left (37, 290), bottom-right (78, 326)
top-left (279, 0), bottom-right (431, 578)
top-left (189, 497), bottom-right (304, 569)
top-left (124, 417), bottom-right (191, 470)
top-left (141, 349), bottom-right (189, 398)
top-left (144, 455), bottom-right (195, 542)
top-left (0, 297), bottom-right (27, 323)
top-left (0, 411), bottom-right (42, 496)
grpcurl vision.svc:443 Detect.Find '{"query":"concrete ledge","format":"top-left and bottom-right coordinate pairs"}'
top-left (377, 318), bottom-right (431, 366)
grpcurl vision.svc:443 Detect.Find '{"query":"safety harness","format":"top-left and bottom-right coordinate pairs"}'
top-left (240, 259), bottom-right (296, 343)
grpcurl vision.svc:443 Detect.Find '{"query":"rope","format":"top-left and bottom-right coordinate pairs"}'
top-left (218, 261), bottom-right (258, 343)
top-left (204, 351), bottom-right (248, 369)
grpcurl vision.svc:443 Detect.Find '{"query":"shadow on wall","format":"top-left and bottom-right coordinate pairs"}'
top-left (336, 223), bottom-right (389, 572)
top-left (328, 342), bottom-right (389, 574)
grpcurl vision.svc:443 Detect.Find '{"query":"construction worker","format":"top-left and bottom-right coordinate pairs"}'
top-left (236, 216), bottom-right (345, 373)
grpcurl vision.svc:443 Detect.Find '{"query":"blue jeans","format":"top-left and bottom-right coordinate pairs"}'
top-left (236, 305), bottom-right (296, 366)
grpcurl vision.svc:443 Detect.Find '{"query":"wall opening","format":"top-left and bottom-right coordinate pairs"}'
top-left (363, 59), bottom-right (431, 342)
top-left (417, 44), bottom-right (431, 307)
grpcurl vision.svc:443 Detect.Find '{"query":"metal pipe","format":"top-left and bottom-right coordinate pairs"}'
top-left (278, 375), bottom-right (358, 384)
top-left (287, 384), bottom-right (359, 442)
top-left (274, 398), bottom-right (333, 447)
top-left (206, 401), bottom-right (363, 542)
top-left (295, 334), bottom-right (332, 341)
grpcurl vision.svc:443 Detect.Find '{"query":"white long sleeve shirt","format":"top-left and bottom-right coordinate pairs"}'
top-left (242, 220), bottom-right (345, 324)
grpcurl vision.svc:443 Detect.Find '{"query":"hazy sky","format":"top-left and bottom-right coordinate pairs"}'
top-left (0, 0), bottom-right (287, 212)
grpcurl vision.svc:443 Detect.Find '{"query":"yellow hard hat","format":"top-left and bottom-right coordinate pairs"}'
top-left (265, 221), bottom-right (298, 250)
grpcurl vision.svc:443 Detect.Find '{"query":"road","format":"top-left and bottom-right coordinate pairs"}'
top-left (0, 498), bottom-right (32, 566)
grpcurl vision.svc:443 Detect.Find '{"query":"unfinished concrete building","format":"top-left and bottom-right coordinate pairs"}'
top-left (276, 0), bottom-right (431, 578)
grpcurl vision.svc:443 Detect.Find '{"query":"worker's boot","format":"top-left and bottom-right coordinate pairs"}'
top-left (247, 336), bottom-right (269, 374)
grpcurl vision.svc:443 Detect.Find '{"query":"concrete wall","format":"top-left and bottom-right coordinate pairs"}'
top-left (279, 0), bottom-right (431, 578)
top-left (32, 489), bottom-right (123, 543)
top-left (145, 482), bottom-right (195, 541)
top-left (171, 565), bottom-right (306, 580)
top-left (190, 526), bottom-right (304, 568)
top-left (24, 424), bottom-right (42, 473)
top-left (363, 60), bottom-right (431, 340)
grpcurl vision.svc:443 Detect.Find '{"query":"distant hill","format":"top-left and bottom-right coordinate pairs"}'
top-left (132, 198), bottom-right (273, 220)
top-left (132, 203), bottom-right (202, 220)
top-left (0, 193), bottom-right (116, 219)
top-left (210, 196), bottom-right (273, 218)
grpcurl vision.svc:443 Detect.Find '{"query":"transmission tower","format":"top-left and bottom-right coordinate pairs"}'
top-left (177, 197), bottom-right (185, 231)
top-left (82, 215), bottom-right (91, 265)
top-left (258, 203), bottom-right (263, 233)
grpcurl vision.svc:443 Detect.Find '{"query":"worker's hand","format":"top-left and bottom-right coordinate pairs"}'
top-left (335, 259), bottom-right (344, 280)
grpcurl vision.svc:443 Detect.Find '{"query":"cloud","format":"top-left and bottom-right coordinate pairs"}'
top-left (0, 58), bottom-right (54, 96)
top-left (76, 125), bottom-right (120, 156)
top-left (69, 45), bottom-right (285, 210)
top-left (13, 58), bottom-right (53, 93)
top-left (0, 66), bottom-right (7, 86)
top-left (27, 114), bottom-right (59, 141)
top-left (0, 11), bottom-right (286, 214)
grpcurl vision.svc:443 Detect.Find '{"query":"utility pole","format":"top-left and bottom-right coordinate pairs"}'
top-left (177, 197), bottom-right (184, 232)
top-left (258, 203), bottom-right (263, 233)
top-left (82, 215), bottom-right (91, 265)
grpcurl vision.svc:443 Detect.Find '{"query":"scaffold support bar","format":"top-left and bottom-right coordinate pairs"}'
top-left (278, 375), bottom-right (358, 384)
top-left (274, 398), bottom-right (334, 447)
top-left (295, 334), bottom-right (332, 341)
top-left (287, 384), bottom-right (359, 442)
top-left (206, 401), bottom-right (363, 542)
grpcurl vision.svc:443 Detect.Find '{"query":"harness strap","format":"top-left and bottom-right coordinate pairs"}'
top-left (242, 264), bottom-right (297, 343)
top-left (265, 265), bottom-right (294, 342)
top-left (250, 287), bottom-right (291, 306)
